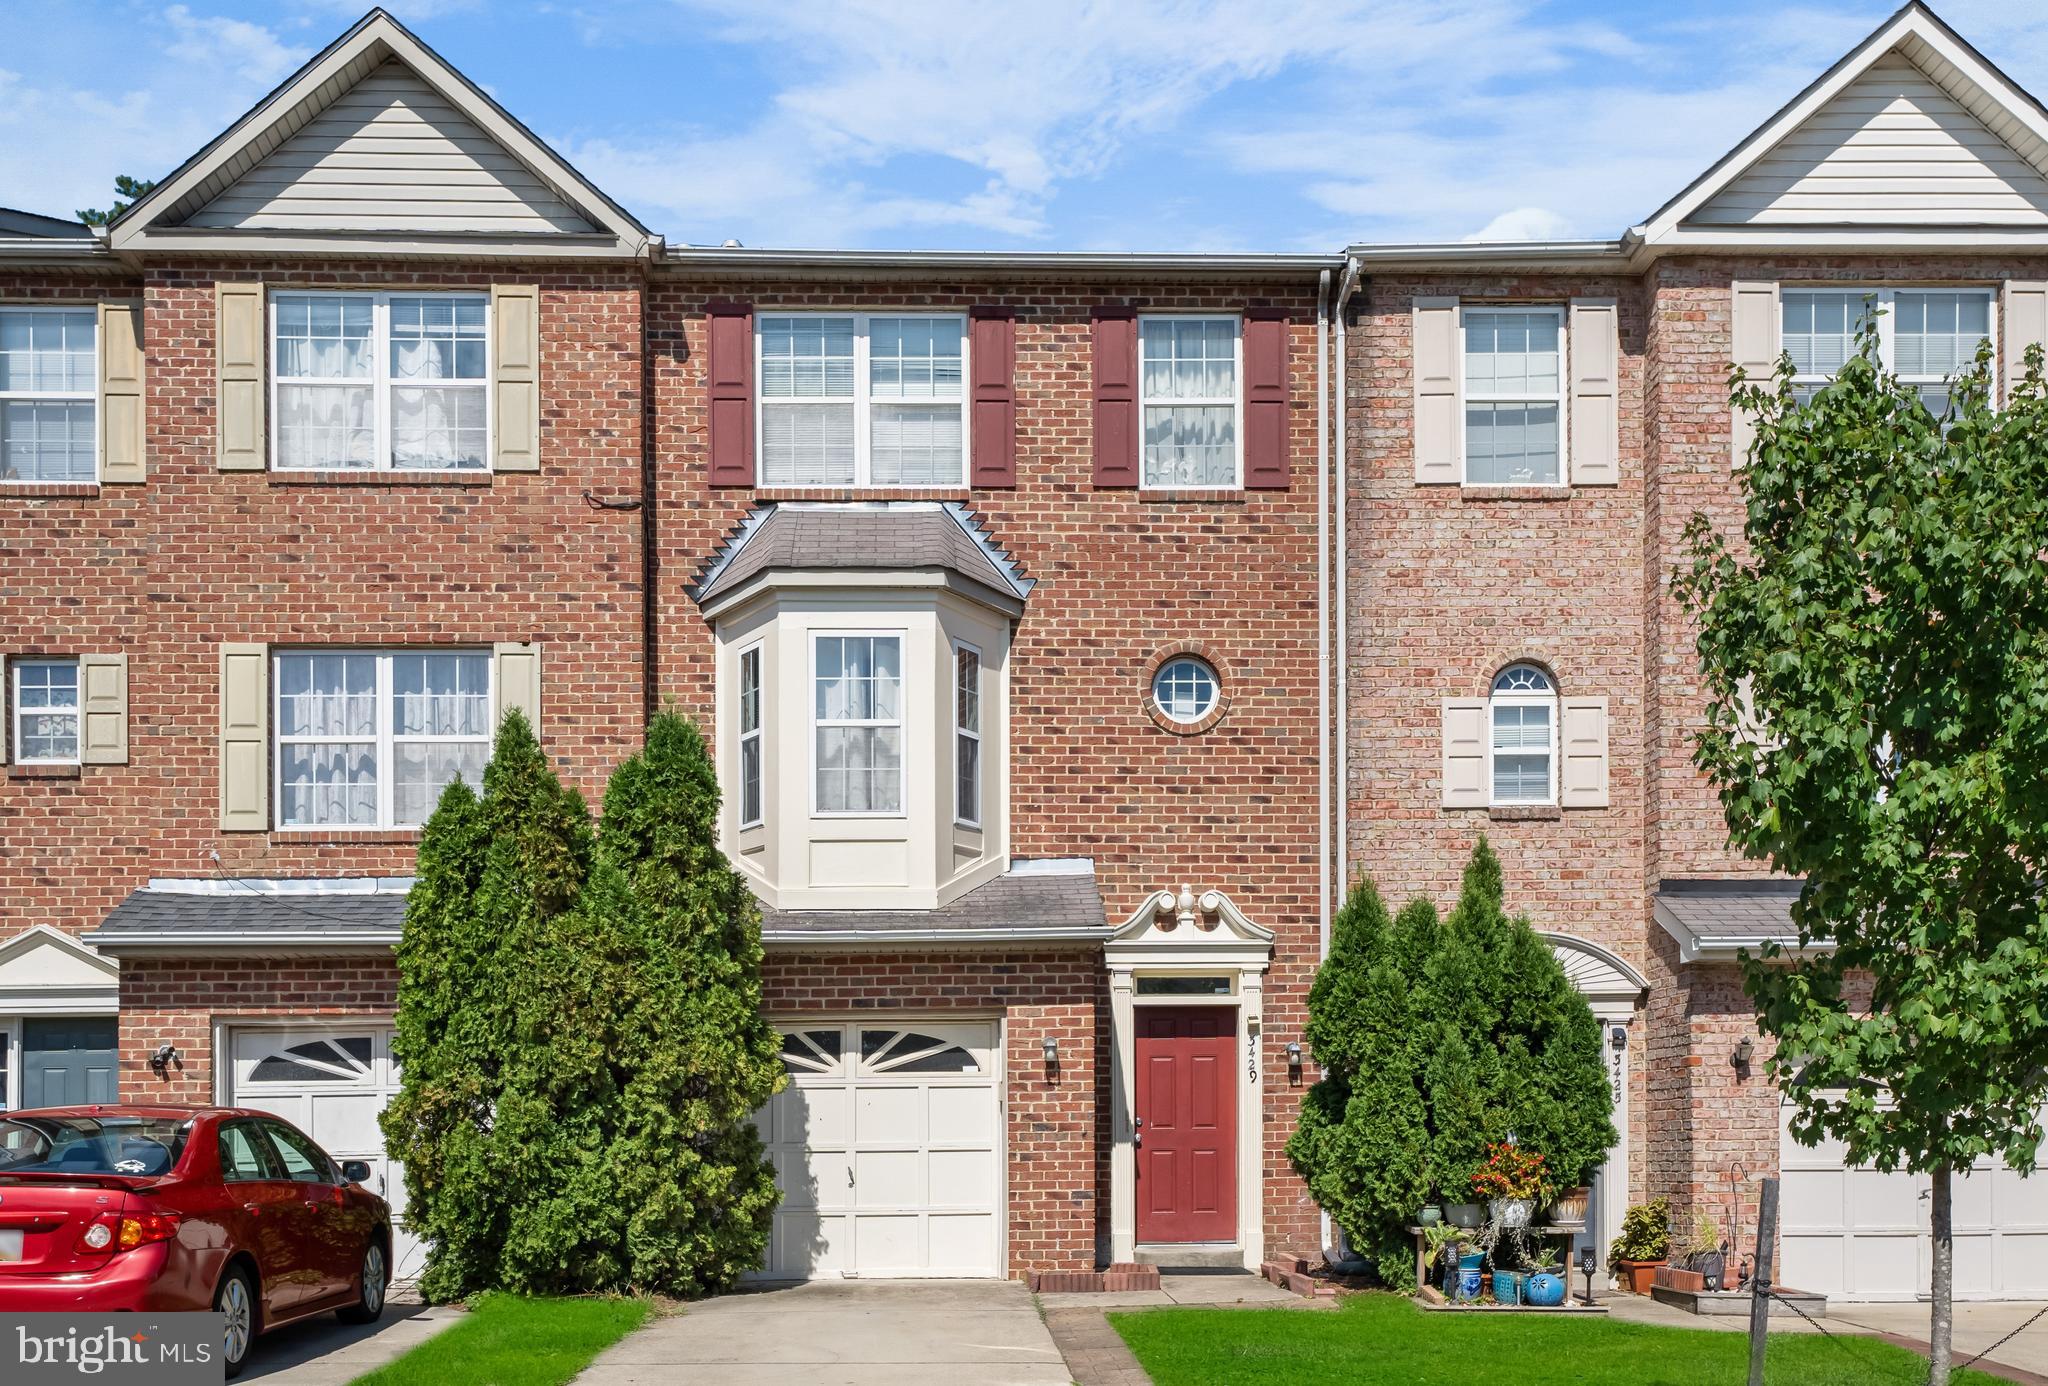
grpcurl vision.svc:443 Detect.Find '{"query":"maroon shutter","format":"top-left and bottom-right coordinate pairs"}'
top-left (1244, 308), bottom-right (1289, 489)
top-left (969, 306), bottom-right (1016, 487)
top-left (1091, 306), bottom-right (1138, 487)
top-left (706, 300), bottom-right (754, 486)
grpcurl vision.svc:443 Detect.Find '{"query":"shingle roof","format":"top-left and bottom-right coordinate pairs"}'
top-left (692, 502), bottom-right (1032, 608)
top-left (0, 207), bottom-right (92, 239)
top-left (1653, 877), bottom-right (1803, 955)
top-left (759, 859), bottom-right (1106, 943)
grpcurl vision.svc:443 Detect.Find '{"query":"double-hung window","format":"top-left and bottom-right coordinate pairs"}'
top-left (813, 634), bottom-right (902, 815)
top-left (0, 308), bottom-right (96, 483)
top-left (1489, 664), bottom-right (1556, 805)
top-left (757, 314), bottom-right (966, 487)
top-left (738, 644), bottom-right (763, 828)
top-left (275, 650), bottom-right (491, 830)
top-left (12, 658), bottom-right (80, 765)
top-left (1463, 308), bottom-right (1563, 485)
top-left (1140, 315), bottom-right (1239, 488)
top-left (954, 643), bottom-right (981, 827)
top-left (1781, 288), bottom-right (1993, 413)
top-left (272, 292), bottom-right (489, 471)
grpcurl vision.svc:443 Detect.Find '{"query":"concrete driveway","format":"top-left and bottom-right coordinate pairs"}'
top-left (244, 1300), bottom-right (464, 1384)
top-left (574, 1280), bottom-right (1068, 1386)
top-left (1828, 1301), bottom-right (2048, 1380)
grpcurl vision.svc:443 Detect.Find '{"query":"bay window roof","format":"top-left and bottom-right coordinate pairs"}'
top-left (691, 502), bottom-right (1033, 615)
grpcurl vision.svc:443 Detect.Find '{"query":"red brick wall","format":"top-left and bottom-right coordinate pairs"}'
top-left (761, 946), bottom-right (1106, 1276)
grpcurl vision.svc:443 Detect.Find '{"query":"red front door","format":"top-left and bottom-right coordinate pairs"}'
top-left (1135, 1006), bottom-right (1237, 1244)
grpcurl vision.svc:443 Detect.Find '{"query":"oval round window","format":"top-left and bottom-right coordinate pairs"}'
top-left (1152, 656), bottom-right (1220, 726)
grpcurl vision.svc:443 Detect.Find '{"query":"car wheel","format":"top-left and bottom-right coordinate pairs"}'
top-left (337, 1240), bottom-right (387, 1325)
top-left (215, 1266), bottom-right (257, 1380)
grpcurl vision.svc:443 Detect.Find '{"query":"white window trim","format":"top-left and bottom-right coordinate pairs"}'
top-left (808, 630), bottom-right (908, 820)
top-left (1460, 304), bottom-right (1568, 488)
top-left (0, 1016), bottom-right (19, 1111)
top-left (268, 291), bottom-right (492, 474)
top-left (271, 648), bottom-right (493, 833)
top-left (953, 639), bottom-right (981, 829)
top-left (0, 304), bottom-right (100, 486)
top-left (1152, 655), bottom-right (1221, 727)
top-left (1138, 312), bottom-right (1243, 491)
top-left (11, 656), bottom-right (80, 767)
top-left (737, 641), bottom-right (764, 830)
top-left (1488, 666), bottom-right (1558, 807)
top-left (754, 311), bottom-right (970, 489)
top-left (1783, 285), bottom-right (1997, 403)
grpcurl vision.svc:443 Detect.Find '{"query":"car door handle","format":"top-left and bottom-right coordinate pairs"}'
top-left (243, 1203), bottom-right (263, 1214)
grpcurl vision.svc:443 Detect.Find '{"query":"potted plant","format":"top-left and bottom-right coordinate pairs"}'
top-left (1545, 1185), bottom-right (1591, 1229)
top-left (1685, 1212), bottom-right (1726, 1291)
top-left (1470, 1141), bottom-right (1546, 1230)
top-left (1445, 1196), bottom-right (1484, 1229)
top-left (1608, 1198), bottom-right (1671, 1294)
top-left (1417, 1203), bottom-right (1444, 1227)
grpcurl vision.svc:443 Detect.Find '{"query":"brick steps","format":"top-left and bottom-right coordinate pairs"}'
top-left (1261, 1253), bottom-right (1342, 1299)
top-left (1027, 1263), bottom-right (1162, 1294)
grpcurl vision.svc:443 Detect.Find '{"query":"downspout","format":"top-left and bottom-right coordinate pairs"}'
top-left (1316, 268), bottom-right (1332, 951)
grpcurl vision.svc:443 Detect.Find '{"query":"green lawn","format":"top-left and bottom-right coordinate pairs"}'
top-left (346, 1293), bottom-right (652, 1386)
top-left (1110, 1293), bottom-right (2006, 1386)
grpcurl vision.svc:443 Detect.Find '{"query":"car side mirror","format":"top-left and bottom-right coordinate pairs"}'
top-left (340, 1160), bottom-right (373, 1185)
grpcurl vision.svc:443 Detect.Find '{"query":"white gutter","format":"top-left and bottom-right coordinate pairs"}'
top-left (761, 926), bottom-right (1112, 946)
top-left (1316, 267), bottom-right (1332, 950)
top-left (83, 931), bottom-right (400, 950)
top-left (654, 246), bottom-right (1343, 276)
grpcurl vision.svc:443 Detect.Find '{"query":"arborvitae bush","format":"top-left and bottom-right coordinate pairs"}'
top-left (1288, 838), bottom-right (1616, 1286)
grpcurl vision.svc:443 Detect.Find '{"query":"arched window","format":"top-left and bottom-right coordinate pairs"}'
top-left (1489, 664), bottom-right (1556, 805)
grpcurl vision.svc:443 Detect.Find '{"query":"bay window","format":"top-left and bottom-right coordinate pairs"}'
top-left (275, 650), bottom-right (491, 829)
top-left (0, 308), bottom-right (96, 483)
top-left (272, 292), bottom-right (489, 471)
top-left (954, 643), bottom-right (981, 827)
top-left (757, 314), bottom-right (966, 487)
top-left (813, 633), bottom-right (903, 814)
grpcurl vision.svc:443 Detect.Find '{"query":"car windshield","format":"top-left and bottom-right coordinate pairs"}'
top-left (0, 1116), bottom-right (193, 1177)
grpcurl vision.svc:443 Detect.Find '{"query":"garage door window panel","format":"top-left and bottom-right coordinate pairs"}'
top-left (860, 1029), bottom-right (981, 1075)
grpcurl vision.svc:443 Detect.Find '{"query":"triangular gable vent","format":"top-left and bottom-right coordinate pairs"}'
top-left (1691, 52), bottom-right (2048, 228)
top-left (180, 59), bottom-right (595, 235)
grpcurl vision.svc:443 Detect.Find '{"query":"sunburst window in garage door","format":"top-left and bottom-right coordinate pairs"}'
top-left (781, 1029), bottom-right (845, 1075)
top-left (249, 1035), bottom-right (373, 1084)
top-left (860, 1029), bottom-right (979, 1074)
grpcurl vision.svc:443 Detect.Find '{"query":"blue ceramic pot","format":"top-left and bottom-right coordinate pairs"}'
top-left (1455, 1268), bottom-right (1483, 1303)
top-left (1457, 1250), bottom-right (1485, 1271)
top-left (1525, 1271), bottom-right (1566, 1307)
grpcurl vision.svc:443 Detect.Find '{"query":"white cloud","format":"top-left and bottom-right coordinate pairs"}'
top-left (1467, 208), bottom-right (1575, 242)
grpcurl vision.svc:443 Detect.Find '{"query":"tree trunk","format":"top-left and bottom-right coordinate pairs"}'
top-left (1928, 1162), bottom-right (1953, 1386)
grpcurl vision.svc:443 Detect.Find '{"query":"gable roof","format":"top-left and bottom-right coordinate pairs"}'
top-left (108, 8), bottom-right (650, 259)
top-left (1638, 1), bottom-right (2048, 246)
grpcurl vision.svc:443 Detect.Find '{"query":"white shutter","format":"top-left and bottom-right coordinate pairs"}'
top-left (2002, 281), bottom-right (2047, 404)
top-left (98, 301), bottom-right (146, 484)
top-left (79, 653), bottom-right (128, 765)
top-left (493, 642), bottom-right (541, 733)
top-left (216, 283), bottom-right (266, 471)
top-left (1442, 698), bottom-right (1487, 808)
top-left (491, 285), bottom-right (541, 472)
top-left (1729, 281), bottom-right (1779, 469)
top-left (220, 643), bottom-right (269, 830)
top-left (1569, 298), bottom-right (1619, 486)
top-left (1413, 297), bottom-right (1461, 484)
top-left (1559, 696), bottom-right (1609, 809)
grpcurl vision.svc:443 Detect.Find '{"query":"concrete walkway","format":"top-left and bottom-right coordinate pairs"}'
top-left (250, 1300), bottom-right (465, 1384)
top-left (574, 1279), bottom-right (1068, 1386)
top-left (1040, 1271), bottom-right (1329, 1386)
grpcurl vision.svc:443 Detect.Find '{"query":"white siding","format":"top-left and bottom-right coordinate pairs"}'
top-left (1693, 54), bottom-right (2048, 227)
top-left (184, 61), bottom-right (595, 233)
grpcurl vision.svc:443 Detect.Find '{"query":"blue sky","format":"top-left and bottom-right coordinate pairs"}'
top-left (5, 1), bottom-right (2048, 251)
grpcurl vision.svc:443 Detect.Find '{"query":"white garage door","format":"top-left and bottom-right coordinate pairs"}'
top-left (754, 1020), bottom-right (1002, 1278)
top-left (1781, 1098), bottom-right (2048, 1301)
top-left (228, 1026), bottom-right (424, 1283)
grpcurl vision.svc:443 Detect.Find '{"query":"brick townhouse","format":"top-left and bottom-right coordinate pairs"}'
top-left (0, 0), bottom-right (2043, 1301)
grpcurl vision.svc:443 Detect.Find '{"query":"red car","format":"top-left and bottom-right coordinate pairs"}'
top-left (0, 1105), bottom-right (392, 1377)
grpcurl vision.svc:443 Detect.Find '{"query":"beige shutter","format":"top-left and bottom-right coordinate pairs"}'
top-left (1442, 698), bottom-right (1487, 808)
top-left (216, 283), bottom-right (266, 471)
top-left (98, 301), bottom-right (145, 484)
top-left (1568, 298), bottom-right (1619, 486)
top-left (1559, 696), bottom-right (1609, 809)
top-left (494, 642), bottom-right (541, 732)
top-left (491, 285), bottom-right (541, 472)
top-left (2002, 281), bottom-right (2047, 403)
top-left (1729, 280), bottom-right (1778, 469)
top-left (79, 653), bottom-right (128, 765)
top-left (219, 643), bottom-right (269, 831)
top-left (1413, 297), bottom-right (1461, 484)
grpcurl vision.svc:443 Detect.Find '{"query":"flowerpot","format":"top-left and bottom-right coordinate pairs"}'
top-left (1446, 1202), bottom-right (1484, 1229)
top-left (1545, 1186), bottom-right (1591, 1228)
top-left (1525, 1271), bottom-right (1567, 1307)
top-left (1490, 1197), bottom-right (1534, 1229)
top-left (1493, 1269), bottom-right (1524, 1305)
top-left (1417, 1205), bottom-right (1443, 1227)
top-left (1617, 1258), bottom-right (1666, 1295)
top-left (1454, 1267), bottom-right (1483, 1303)
top-left (1457, 1250), bottom-right (1485, 1272)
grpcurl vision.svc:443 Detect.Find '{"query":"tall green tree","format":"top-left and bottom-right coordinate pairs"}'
top-left (381, 710), bottom-right (592, 1301)
top-left (1677, 322), bottom-right (2048, 1384)
top-left (76, 174), bottom-right (156, 226)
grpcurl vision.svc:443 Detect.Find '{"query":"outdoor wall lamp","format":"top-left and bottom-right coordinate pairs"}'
top-left (1285, 1041), bottom-right (1302, 1078)
top-left (1042, 1036), bottom-right (1059, 1071)
top-left (148, 1043), bottom-right (182, 1079)
top-left (1733, 1036), bottom-right (1756, 1068)
top-left (1609, 1024), bottom-right (1628, 1051)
